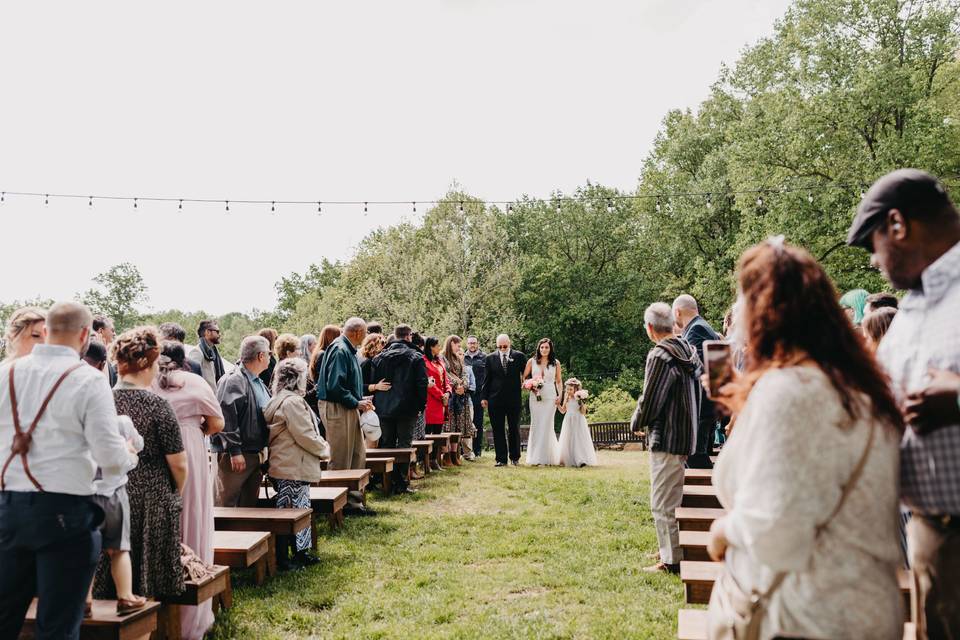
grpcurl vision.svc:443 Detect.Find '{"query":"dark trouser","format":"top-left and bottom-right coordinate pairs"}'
top-left (686, 411), bottom-right (716, 469)
top-left (488, 404), bottom-right (521, 464)
top-left (471, 394), bottom-right (485, 455)
top-left (909, 515), bottom-right (960, 639)
top-left (380, 415), bottom-right (416, 492)
top-left (426, 423), bottom-right (443, 435)
top-left (0, 491), bottom-right (103, 640)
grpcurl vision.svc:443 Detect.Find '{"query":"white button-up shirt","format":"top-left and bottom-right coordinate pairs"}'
top-left (0, 344), bottom-right (132, 495)
top-left (878, 239), bottom-right (960, 515)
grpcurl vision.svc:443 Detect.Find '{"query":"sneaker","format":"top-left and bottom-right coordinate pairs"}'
top-left (510, 460), bottom-right (520, 466)
top-left (292, 551), bottom-right (321, 567)
top-left (642, 562), bottom-right (680, 574)
top-left (495, 462), bottom-right (506, 467)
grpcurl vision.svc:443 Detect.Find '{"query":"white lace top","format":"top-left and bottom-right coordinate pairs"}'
top-left (713, 366), bottom-right (903, 640)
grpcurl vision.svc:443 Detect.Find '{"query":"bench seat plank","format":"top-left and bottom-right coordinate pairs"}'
top-left (22, 599), bottom-right (161, 640)
top-left (683, 468), bottom-right (713, 486)
top-left (676, 507), bottom-right (725, 532)
top-left (678, 530), bottom-right (711, 562)
top-left (681, 485), bottom-right (722, 509)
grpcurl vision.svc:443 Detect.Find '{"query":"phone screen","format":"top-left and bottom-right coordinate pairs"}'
top-left (703, 340), bottom-right (733, 397)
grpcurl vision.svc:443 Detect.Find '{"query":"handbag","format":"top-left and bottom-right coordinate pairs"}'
top-left (708, 419), bottom-right (877, 640)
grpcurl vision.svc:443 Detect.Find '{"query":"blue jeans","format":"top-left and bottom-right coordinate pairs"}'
top-left (0, 491), bottom-right (103, 640)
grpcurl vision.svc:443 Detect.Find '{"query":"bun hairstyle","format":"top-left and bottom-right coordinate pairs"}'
top-left (157, 340), bottom-right (189, 390)
top-left (111, 326), bottom-right (161, 376)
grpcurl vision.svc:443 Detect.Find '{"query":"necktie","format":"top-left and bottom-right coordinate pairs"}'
top-left (501, 352), bottom-right (508, 369)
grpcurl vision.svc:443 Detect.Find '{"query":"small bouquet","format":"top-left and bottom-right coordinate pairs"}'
top-left (523, 376), bottom-right (545, 401)
top-left (574, 389), bottom-right (589, 401)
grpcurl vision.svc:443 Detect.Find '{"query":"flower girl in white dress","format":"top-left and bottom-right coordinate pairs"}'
top-left (557, 378), bottom-right (597, 467)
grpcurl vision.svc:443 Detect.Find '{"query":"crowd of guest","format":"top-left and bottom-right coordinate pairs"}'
top-left (1, 170), bottom-right (958, 640)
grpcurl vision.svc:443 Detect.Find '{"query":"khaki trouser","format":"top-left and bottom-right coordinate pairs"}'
top-left (215, 452), bottom-right (263, 508)
top-left (909, 515), bottom-right (960, 640)
top-left (650, 451), bottom-right (685, 565)
top-left (320, 400), bottom-right (366, 507)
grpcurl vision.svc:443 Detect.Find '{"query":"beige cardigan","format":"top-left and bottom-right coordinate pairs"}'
top-left (264, 390), bottom-right (330, 482)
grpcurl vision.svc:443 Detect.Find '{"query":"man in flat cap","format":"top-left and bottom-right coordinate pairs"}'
top-left (848, 168), bottom-right (960, 639)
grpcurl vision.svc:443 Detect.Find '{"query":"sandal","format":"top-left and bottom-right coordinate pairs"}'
top-left (116, 596), bottom-right (148, 615)
top-left (84, 602), bottom-right (93, 618)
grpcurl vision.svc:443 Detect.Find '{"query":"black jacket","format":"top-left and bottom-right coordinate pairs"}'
top-left (212, 367), bottom-right (269, 455)
top-left (480, 349), bottom-right (527, 409)
top-left (464, 349), bottom-right (487, 392)
top-left (371, 340), bottom-right (428, 418)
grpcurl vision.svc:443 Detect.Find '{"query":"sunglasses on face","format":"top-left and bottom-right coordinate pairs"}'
top-left (497, 345), bottom-right (510, 350)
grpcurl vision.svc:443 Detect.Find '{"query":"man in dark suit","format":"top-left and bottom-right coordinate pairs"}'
top-left (480, 334), bottom-right (528, 467)
top-left (672, 294), bottom-right (720, 469)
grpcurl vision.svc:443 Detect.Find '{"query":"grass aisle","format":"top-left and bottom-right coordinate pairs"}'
top-left (211, 450), bottom-right (685, 639)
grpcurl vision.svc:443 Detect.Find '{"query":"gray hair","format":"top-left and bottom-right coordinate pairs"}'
top-left (672, 294), bottom-right (699, 313)
top-left (240, 335), bottom-right (270, 363)
top-left (272, 357), bottom-right (308, 395)
top-left (495, 333), bottom-right (511, 345)
top-left (644, 302), bottom-right (675, 335)
top-left (343, 317), bottom-right (366, 333)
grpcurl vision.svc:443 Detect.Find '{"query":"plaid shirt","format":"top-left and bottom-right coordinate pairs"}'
top-left (878, 240), bottom-right (960, 515)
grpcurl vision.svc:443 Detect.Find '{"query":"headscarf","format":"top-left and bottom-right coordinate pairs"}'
top-left (839, 289), bottom-right (869, 325)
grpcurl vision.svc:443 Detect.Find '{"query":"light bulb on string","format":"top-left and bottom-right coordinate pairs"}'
top-left (317, 202), bottom-right (322, 215)
top-left (88, 196), bottom-right (93, 208)
top-left (756, 195), bottom-right (764, 207)
top-left (363, 202), bottom-right (368, 216)
top-left (606, 199), bottom-right (613, 214)
top-left (706, 194), bottom-right (712, 210)
top-left (507, 204), bottom-right (513, 214)
top-left (271, 201), bottom-right (276, 214)
top-left (1, 192), bottom-right (6, 204)
top-left (556, 199), bottom-right (561, 213)
top-left (807, 193), bottom-right (813, 204)
top-left (225, 201), bottom-right (230, 212)
top-left (412, 201), bottom-right (416, 213)
top-left (178, 199), bottom-right (183, 211)
top-left (859, 187), bottom-right (865, 199)
top-left (44, 194), bottom-right (49, 206)
top-left (655, 198), bottom-right (661, 213)
top-left (458, 201), bottom-right (464, 214)
top-left (133, 198), bottom-right (138, 210)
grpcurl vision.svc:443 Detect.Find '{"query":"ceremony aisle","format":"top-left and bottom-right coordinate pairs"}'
top-left (211, 451), bottom-right (685, 639)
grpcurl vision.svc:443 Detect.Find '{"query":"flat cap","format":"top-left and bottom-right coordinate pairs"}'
top-left (847, 169), bottom-right (951, 249)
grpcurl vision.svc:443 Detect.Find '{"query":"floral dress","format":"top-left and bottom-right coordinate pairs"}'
top-left (95, 386), bottom-right (186, 599)
top-left (442, 355), bottom-right (475, 439)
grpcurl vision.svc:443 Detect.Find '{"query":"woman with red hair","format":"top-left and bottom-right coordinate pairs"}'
top-left (706, 238), bottom-right (905, 639)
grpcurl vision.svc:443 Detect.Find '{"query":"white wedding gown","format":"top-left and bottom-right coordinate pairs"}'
top-left (525, 361), bottom-right (560, 465)
top-left (558, 398), bottom-right (598, 467)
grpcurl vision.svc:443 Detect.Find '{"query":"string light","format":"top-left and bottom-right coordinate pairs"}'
top-left (412, 201), bottom-right (416, 213)
top-left (1, 192), bottom-right (5, 204)
top-left (363, 202), bottom-right (368, 215)
top-left (133, 198), bottom-right (138, 209)
top-left (88, 196), bottom-right (93, 207)
top-left (556, 199), bottom-right (561, 213)
top-left (859, 187), bottom-right (865, 199)
top-left (225, 200), bottom-right (230, 212)
top-left (179, 199), bottom-right (183, 210)
top-left (706, 194), bottom-right (712, 209)
top-left (507, 204), bottom-right (513, 214)
top-left (756, 195), bottom-right (763, 207)
top-left (655, 198), bottom-right (661, 212)
top-left (606, 199), bottom-right (613, 213)
top-left (271, 201), bottom-right (276, 214)
top-left (44, 194), bottom-right (49, 206)
top-left (317, 202), bottom-right (322, 214)
top-left (458, 201), bottom-right (464, 214)
top-left (807, 193), bottom-right (813, 203)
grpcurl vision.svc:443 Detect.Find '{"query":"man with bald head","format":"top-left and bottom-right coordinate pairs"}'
top-left (480, 334), bottom-right (528, 466)
top-left (317, 318), bottom-right (375, 513)
top-left (0, 302), bottom-right (134, 639)
top-left (672, 294), bottom-right (720, 468)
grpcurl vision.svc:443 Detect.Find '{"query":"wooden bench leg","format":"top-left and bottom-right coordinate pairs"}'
top-left (254, 556), bottom-right (268, 585)
top-left (156, 603), bottom-right (182, 640)
top-left (266, 536), bottom-right (277, 577)
top-left (311, 517), bottom-right (319, 552)
top-left (220, 579), bottom-right (233, 610)
top-left (383, 473), bottom-right (393, 495)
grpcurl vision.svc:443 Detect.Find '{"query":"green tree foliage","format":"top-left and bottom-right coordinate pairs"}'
top-left (79, 263), bottom-right (148, 331)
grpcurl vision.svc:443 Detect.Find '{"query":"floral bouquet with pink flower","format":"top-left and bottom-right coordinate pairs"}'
top-left (574, 389), bottom-right (589, 401)
top-left (523, 376), bottom-right (545, 401)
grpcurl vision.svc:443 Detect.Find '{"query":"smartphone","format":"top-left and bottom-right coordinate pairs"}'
top-left (703, 340), bottom-right (733, 397)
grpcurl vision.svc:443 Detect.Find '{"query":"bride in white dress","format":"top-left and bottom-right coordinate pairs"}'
top-left (523, 338), bottom-right (561, 466)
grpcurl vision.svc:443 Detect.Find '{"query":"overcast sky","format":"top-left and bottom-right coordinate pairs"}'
top-left (0, 0), bottom-right (792, 315)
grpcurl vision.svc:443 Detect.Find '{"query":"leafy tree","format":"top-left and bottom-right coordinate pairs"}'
top-left (79, 263), bottom-right (148, 331)
top-left (274, 259), bottom-right (343, 320)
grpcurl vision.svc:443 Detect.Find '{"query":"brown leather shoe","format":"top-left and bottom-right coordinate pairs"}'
top-left (116, 596), bottom-right (148, 615)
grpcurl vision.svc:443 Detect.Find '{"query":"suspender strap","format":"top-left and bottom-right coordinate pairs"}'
top-left (2, 361), bottom-right (85, 491)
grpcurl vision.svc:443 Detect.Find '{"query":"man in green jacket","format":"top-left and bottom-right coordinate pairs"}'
top-left (316, 317), bottom-right (374, 514)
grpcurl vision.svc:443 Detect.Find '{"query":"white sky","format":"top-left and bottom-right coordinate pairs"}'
top-left (0, 0), bottom-right (792, 315)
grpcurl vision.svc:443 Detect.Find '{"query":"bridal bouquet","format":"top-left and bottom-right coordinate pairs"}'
top-left (523, 376), bottom-right (545, 401)
top-left (574, 389), bottom-right (589, 400)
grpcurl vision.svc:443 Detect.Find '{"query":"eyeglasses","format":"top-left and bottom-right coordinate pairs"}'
top-left (497, 345), bottom-right (510, 350)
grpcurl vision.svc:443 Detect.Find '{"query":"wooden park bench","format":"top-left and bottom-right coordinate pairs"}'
top-left (680, 560), bottom-right (912, 606)
top-left (258, 486), bottom-right (348, 532)
top-left (158, 565), bottom-right (232, 639)
top-left (677, 609), bottom-right (916, 640)
top-left (20, 599), bottom-right (161, 640)
top-left (365, 457), bottom-right (395, 493)
top-left (366, 447), bottom-right (417, 482)
top-left (213, 530), bottom-right (272, 585)
top-left (214, 507), bottom-right (314, 573)
top-left (312, 469), bottom-right (371, 504)
top-left (676, 507), bottom-right (725, 532)
top-left (683, 468), bottom-right (712, 486)
top-left (425, 434), bottom-right (454, 467)
top-left (588, 421), bottom-right (646, 449)
top-left (681, 485), bottom-right (722, 510)
top-left (410, 440), bottom-right (434, 474)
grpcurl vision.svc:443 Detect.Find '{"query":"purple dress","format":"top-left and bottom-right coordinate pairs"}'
top-left (152, 370), bottom-right (224, 640)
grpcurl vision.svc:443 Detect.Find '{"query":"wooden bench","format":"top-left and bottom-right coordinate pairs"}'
top-left (410, 440), bottom-right (434, 474)
top-left (213, 530), bottom-right (271, 585)
top-left (676, 507), bottom-right (725, 532)
top-left (366, 448), bottom-right (417, 481)
top-left (678, 530), bottom-right (712, 562)
top-left (425, 434), bottom-right (454, 466)
top-left (680, 561), bottom-right (913, 605)
top-left (20, 599), bottom-right (161, 640)
top-left (683, 468), bottom-right (712, 486)
top-left (678, 609), bottom-right (916, 640)
top-left (214, 507), bottom-right (313, 574)
top-left (312, 469), bottom-right (371, 504)
top-left (681, 485), bottom-right (722, 509)
top-left (365, 457), bottom-right (395, 493)
top-left (159, 565), bottom-right (232, 638)
top-left (258, 486), bottom-right (348, 531)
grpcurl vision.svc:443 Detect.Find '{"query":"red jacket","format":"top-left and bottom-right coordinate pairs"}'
top-left (423, 355), bottom-right (450, 425)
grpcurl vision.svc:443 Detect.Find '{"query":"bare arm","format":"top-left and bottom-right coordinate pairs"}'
top-left (523, 359), bottom-right (532, 380)
top-left (203, 415), bottom-right (225, 435)
top-left (166, 451), bottom-right (189, 495)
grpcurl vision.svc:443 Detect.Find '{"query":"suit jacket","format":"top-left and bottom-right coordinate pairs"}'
top-left (480, 349), bottom-right (527, 409)
top-left (681, 315), bottom-right (719, 362)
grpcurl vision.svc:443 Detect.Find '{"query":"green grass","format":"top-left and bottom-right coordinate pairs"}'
top-left (210, 450), bottom-right (684, 639)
